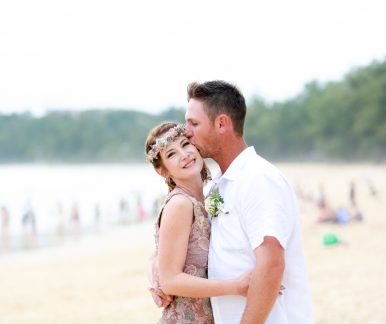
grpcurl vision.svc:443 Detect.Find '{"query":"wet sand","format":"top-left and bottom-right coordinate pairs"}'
top-left (0, 163), bottom-right (385, 324)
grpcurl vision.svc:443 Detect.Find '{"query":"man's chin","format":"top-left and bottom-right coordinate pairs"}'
top-left (192, 144), bottom-right (207, 158)
top-left (198, 149), bottom-right (209, 159)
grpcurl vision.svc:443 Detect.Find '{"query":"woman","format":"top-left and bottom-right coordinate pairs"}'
top-left (145, 122), bottom-right (249, 323)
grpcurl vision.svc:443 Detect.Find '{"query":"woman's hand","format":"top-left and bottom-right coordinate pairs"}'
top-left (149, 286), bottom-right (174, 308)
top-left (236, 270), bottom-right (252, 297)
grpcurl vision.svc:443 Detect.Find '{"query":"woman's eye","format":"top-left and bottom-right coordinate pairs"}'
top-left (182, 141), bottom-right (190, 147)
top-left (166, 152), bottom-right (175, 158)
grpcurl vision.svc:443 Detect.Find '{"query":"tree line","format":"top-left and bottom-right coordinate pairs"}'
top-left (0, 58), bottom-right (385, 163)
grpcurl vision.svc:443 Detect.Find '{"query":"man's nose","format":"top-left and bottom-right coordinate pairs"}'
top-left (184, 126), bottom-right (193, 138)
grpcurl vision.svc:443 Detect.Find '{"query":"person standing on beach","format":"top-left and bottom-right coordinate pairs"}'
top-left (145, 122), bottom-right (250, 323)
top-left (184, 80), bottom-right (314, 324)
top-left (1, 206), bottom-right (10, 250)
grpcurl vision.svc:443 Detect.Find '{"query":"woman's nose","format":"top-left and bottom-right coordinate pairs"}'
top-left (180, 149), bottom-right (189, 159)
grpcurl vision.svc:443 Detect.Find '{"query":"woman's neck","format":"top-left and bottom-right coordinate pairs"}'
top-left (174, 178), bottom-right (204, 203)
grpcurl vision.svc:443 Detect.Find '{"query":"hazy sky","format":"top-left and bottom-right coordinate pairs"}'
top-left (1, 0), bottom-right (386, 115)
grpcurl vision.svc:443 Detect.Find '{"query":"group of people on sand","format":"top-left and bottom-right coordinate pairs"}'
top-left (315, 181), bottom-right (365, 224)
top-left (145, 81), bottom-right (314, 323)
top-left (295, 177), bottom-right (373, 225)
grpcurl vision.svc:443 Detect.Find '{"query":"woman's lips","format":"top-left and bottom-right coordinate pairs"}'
top-left (183, 159), bottom-right (195, 168)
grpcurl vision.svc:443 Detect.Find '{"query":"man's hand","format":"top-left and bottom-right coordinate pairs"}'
top-left (149, 286), bottom-right (174, 308)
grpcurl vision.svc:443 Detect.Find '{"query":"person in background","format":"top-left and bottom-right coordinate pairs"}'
top-left (1, 206), bottom-right (10, 250)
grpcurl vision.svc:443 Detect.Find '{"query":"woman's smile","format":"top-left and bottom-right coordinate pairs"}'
top-left (183, 158), bottom-right (196, 169)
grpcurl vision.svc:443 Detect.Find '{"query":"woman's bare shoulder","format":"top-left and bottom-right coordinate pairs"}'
top-left (161, 193), bottom-right (194, 225)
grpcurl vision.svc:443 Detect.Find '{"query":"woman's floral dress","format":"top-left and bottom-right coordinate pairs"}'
top-left (150, 187), bottom-right (214, 324)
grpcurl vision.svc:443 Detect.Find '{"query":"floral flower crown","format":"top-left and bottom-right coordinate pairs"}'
top-left (146, 124), bottom-right (186, 163)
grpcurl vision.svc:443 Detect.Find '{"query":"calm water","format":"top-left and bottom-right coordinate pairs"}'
top-left (3, 162), bottom-right (380, 254)
top-left (0, 163), bottom-right (168, 251)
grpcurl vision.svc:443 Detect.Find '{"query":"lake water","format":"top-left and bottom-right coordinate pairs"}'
top-left (0, 163), bottom-right (169, 251)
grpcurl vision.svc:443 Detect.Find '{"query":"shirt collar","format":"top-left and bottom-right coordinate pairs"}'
top-left (221, 146), bottom-right (256, 181)
top-left (205, 147), bottom-right (256, 198)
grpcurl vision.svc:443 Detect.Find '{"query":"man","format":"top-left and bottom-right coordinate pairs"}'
top-left (184, 80), bottom-right (314, 324)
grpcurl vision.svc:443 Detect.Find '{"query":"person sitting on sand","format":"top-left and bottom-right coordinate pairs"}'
top-left (317, 203), bottom-right (363, 224)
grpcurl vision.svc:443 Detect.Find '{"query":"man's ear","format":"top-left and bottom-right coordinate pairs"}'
top-left (215, 114), bottom-right (232, 134)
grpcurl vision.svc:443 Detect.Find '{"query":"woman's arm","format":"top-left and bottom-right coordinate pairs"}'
top-left (158, 194), bottom-right (248, 298)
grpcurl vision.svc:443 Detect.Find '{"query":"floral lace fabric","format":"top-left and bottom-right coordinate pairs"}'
top-left (150, 188), bottom-right (214, 324)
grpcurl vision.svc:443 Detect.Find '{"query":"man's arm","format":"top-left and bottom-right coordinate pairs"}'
top-left (241, 236), bottom-right (285, 324)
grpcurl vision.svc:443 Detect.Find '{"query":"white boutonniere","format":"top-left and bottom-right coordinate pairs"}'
top-left (206, 188), bottom-right (226, 218)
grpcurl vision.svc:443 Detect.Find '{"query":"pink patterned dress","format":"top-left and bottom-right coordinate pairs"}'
top-left (151, 188), bottom-right (214, 324)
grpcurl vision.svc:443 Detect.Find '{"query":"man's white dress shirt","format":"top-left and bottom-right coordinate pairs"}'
top-left (207, 147), bottom-right (314, 324)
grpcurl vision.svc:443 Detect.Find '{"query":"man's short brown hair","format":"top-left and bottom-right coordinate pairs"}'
top-left (187, 80), bottom-right (246, 136)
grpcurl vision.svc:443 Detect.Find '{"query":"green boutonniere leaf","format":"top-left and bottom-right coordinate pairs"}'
top-left (206, 188), bottom-right (224, 218)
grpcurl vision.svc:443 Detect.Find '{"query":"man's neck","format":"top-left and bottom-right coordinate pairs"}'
top-left (216, 137), bottom-right (247, 174)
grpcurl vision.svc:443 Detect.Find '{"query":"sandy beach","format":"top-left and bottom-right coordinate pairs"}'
top-left (0, 163), bottom-right (385, 324)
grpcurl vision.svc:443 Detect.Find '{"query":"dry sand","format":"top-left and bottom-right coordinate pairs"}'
top-left (0, 164), bottom-right (385, 324)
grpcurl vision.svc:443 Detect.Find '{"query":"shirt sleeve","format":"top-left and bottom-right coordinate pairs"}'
top-left (238, 172), bottom-right (296, 251)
